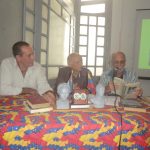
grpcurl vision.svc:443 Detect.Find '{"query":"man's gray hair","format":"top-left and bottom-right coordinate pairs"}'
top-left (67, 52), bottom-right (82, 65)
top-left (111, 51), bottom-right (126, 63)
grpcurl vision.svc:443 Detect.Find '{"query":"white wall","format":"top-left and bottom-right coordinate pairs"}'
top-left (110, 0), bottom-right (150, 96)
top-left (0, 0), bottom-right (23, 63)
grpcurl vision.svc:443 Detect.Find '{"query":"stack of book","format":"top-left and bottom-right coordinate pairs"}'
top-left (24, 95), bottom-right (53, 113)
top-left (122, 99), bottom-right (149, 113)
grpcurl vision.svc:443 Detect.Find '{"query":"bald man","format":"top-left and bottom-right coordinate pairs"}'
top-left (54, 53), bottom-right (96, 95)
top-left (97, 51), bottom-right (142, 98)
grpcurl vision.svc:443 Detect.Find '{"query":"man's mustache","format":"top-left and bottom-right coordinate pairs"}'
top-left (114, 67), bottom-right (124, 73)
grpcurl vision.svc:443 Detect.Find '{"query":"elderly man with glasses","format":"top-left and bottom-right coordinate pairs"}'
top-left (97, 51), bottom-right (143, 98)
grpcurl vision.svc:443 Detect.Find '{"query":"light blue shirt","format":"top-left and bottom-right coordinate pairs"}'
top-left (98, 68), bottom-right (138, 86)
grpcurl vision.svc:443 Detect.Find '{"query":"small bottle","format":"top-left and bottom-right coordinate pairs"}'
top-left (91, 84), bottom-right (105, 108)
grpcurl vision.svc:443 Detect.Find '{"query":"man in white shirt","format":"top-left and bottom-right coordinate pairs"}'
top-left (0, 41), bottom-right (55, 104)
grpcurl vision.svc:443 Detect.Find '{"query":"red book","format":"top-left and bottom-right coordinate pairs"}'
top-left (24, 102), bottom-right (52, 113)
top-left (72, 89), bottom-right (88, 105)
top-left (26, 94), bottom-right (50, 109)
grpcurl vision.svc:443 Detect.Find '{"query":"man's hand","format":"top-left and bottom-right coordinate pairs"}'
top-left (105, 81), bottom-right (115, 95)
top-left (21, 88), bottom-right (38, 95)
top-left (43, 91), bottom-right (56, 106)
top-left (133, 87), bottom-right (143, 98)
top-left (105, 81), bottom-right (121, 95)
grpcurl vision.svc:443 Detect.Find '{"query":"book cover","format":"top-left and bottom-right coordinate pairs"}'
top-left (24, 102), bottom-right (53, 113)
top-left (113, 77), bottom-right (140, 98)
top-left (26, 94), bottom-right (50, 109)
top-left (70, 89), bottom-right (90, 109)
top-left (72, 89), bottom-right (88, 104)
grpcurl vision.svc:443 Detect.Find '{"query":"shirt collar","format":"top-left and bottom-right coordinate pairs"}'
top-left (13, 57), bottom-right (35, 70)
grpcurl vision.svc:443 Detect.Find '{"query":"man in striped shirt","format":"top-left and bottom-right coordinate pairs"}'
top-left (97, 51), bottom-right (143, 97)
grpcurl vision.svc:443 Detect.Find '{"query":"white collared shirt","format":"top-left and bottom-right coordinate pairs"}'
top-left (0, 57), bottom-right (52, 95)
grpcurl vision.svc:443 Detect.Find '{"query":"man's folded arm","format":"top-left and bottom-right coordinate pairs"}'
top-left (0, 84), bottom-right (22, 95)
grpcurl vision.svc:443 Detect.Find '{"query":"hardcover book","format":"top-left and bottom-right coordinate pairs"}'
top-left (72, 89), bottom-right (88, 105)
top-left (70, 89), bottom-right (90, 108)
top-left (26, 94), bottom-right (50, 109)
top-left (70, 104), bottom-right (90, 109)
top-left (24, 102), bottom-right (53, 113)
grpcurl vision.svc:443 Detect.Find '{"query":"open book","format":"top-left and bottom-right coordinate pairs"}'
top-left (112, 77), bottom-right (140, 98)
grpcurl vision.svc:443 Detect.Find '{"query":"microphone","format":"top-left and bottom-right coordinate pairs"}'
top-left (112, 68), bottom-right (116, 80)
top-left (111, 68), bottom-right (118, 96)
top-left (113, 67), bottom-right (124, 79)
